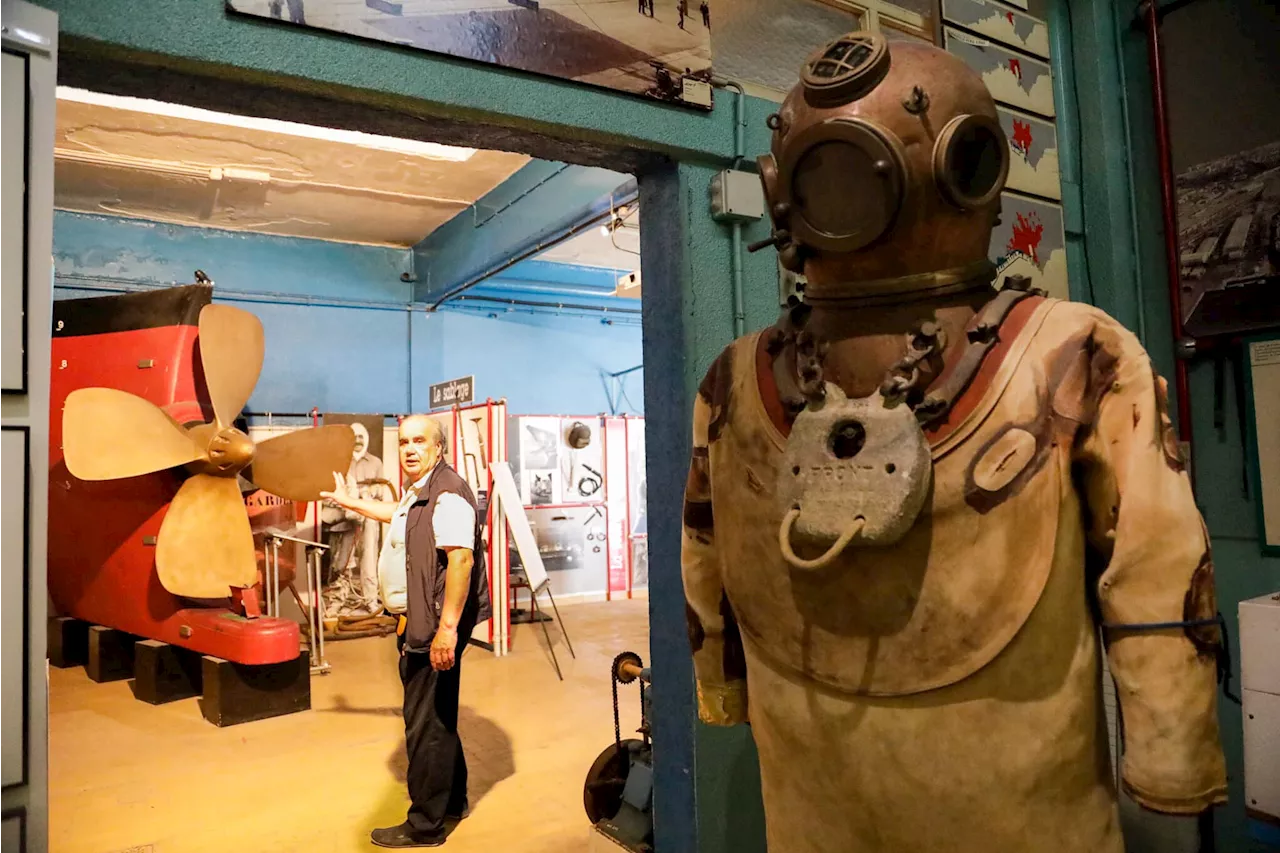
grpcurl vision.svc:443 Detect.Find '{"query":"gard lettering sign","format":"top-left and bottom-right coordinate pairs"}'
top-left (429, 376), bottom-right (475, 409)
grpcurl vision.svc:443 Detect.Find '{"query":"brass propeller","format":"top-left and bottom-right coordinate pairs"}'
top-left (61, 301), bottom-right (355, 600)
top-left (198, 304), bottom-right (264, 428)
top-left (250, 425), bottom-right (361, 502)
top-left (62, 388), bottom-right (203, 480)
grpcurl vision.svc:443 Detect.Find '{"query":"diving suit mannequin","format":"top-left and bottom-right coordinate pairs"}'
top-left (681, 33), bottom-right (1228, 853)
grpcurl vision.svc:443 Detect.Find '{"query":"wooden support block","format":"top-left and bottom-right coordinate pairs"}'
top-left (86, 625), bottom-right (141, 683)
top-left (132, 640), bottom-right (202, 705)
top-left (48, 616), bottom-right (90, 668)
top-left (200, 650), bottom-right (311, 727)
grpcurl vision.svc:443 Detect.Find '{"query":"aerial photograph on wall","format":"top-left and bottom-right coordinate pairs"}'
top-left (1176, 140), bottom-right (1280, 336)
top-left (228, 0), bottom-right (714, 107)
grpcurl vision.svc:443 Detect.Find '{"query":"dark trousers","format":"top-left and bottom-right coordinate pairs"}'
top-left (400, 645), bottom-right (469, 836)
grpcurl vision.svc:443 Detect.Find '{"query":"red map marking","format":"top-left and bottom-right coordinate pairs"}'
top-left (1006, 11), bottom-right (1015, 24)
top-left (1011, 119), bottom-right (1033, 159)
top-left (1008, 57), bottom-right (1023, 82)
top-left (1007, 211), bottom-right (1044, 266)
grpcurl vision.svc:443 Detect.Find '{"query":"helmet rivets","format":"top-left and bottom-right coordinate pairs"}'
top-left (874, 159), bottom-right (893, 175)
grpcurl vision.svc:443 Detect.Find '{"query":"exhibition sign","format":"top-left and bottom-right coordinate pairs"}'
top-left (429, 375), bottom-right (474, 409)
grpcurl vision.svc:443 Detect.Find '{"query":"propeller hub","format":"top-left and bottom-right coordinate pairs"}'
top-left (187, 423), bottom-right (256, 476)
top-left (208, 428), bottom-right (256, 473)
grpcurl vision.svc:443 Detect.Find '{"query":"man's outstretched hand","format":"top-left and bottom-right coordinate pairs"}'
top-left (319, 472), bottom-right (353, 508)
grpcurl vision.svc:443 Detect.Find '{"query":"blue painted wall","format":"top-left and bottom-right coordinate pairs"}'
top-left (53, 211), bottom-right (644, 417)
top-left (428, 310), bottom-right (643, 415)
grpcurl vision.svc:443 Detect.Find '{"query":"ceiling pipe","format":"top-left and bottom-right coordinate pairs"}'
top-left (1139, 0), bottom-right (1196, 487)
top-left (427, 187), bottom-right (640, 311)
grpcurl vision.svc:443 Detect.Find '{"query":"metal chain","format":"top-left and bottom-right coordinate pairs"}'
top-left (611, 651), bottom-right (627, 753)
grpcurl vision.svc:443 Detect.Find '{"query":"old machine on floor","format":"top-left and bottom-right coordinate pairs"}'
top-left (47, 281), bottom-right (353, 723)
top-left (584, 652), bottom-right (654, 853)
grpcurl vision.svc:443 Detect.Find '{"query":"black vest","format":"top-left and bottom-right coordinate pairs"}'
top-left (403, 462), bottom-right (493, 652)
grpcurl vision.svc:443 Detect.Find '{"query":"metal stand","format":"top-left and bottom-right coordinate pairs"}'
top-left (265, 530), bottom-right (331, 676)
top-left (524, 577), bottom-right (576, 681)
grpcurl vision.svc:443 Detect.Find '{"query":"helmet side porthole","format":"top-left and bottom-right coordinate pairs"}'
top-left (933, 114), bottom-right (1009, 210)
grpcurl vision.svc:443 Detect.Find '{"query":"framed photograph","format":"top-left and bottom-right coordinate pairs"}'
top-left (712, 0), bottom-right (864, 97)
top-left (226, 0), bottom-right (714, 109)
top-left (1176, 140), bottom-right (1280, 339)
top-left (990, 191), bottom-right (1069, 300)
top-left (1, 426), bottom-right (30, 790)
top-left (1243, 333), bottom-right (1280, 556)
top-left (942, 0), bottom-right (1048, 59)
top-left (943, 25), bottom-right (1055, 118)
top-left (999, 106), bottom-right (1060, 201)
top-left (2, 49), bottom-right (30, 394)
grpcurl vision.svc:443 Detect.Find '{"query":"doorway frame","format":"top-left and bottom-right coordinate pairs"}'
top-left (50, 35), bottom-right (715, 853)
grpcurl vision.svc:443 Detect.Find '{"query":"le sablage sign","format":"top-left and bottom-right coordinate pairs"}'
top-left (429, 376), bottom-right (475, 409)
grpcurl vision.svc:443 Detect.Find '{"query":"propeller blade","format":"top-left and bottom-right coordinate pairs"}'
top-left (250, 424), bottom-right (356, 502)
top-left (62, 388), bottom-right (203, 481)
top-left (156, 473), bottom-right (258, 598)
top-left (198, 304), bottom-right (264, 427)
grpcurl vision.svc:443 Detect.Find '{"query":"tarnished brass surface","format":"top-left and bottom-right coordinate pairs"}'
top-left (198, 303), bottom-right (264, 428)
top-left (156, 473), bottom-right (258, 598)
top-left (249, 424), bottom-right (356, 502)
top-left (62, 387), bottom-right (203, 480)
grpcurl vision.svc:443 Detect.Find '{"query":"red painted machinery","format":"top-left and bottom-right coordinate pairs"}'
top-left (48, 283), bottom-right (350, 666)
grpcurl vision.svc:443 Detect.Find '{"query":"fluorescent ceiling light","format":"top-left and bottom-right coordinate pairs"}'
top-left (56, 87), bottom-right (477, 163)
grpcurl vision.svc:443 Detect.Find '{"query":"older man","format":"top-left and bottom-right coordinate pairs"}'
top-left (322, 415), bottom-right (491, 848)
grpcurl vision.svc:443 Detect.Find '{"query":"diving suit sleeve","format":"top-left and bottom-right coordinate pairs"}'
top-left (1076, 315), bottom-right (1228, 814)
top-left (681, 350), bottom-right (749, 726)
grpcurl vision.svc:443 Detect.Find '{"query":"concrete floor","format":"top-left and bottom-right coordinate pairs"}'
top-left (49, 598), bottom-right (650, 853)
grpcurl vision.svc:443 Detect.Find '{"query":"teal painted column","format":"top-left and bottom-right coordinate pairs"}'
top-left (640, 161), bottom-right (770, 853)
top-left (1047, 0), bottom-right (1092, 305)
top-left (1066, 0), bottom-right (1143, 334)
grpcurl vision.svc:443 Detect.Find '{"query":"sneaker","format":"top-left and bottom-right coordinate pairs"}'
top-left (370, 823), bottom-right (446, 849)
top-left (446, 806), bottom-right (470, 822)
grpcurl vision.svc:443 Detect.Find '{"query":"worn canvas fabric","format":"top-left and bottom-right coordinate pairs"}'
top-left (682, 298), bottom-right (1227, 852)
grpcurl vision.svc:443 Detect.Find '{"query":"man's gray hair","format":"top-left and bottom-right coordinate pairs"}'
top-left (401, 414), bottom-right (446, 449)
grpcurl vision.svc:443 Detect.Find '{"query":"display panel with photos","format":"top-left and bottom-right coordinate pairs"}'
top-left (941, 0), bottom-right (1048, 59)
top-left (999, 107), bottom-right (1060, 201)
top-left (226, 0), bottom-right (713, 109)
top-left (943, 26), bottom-right (1055, 118)
top-left (991, 191), bottom-right (1069, 300)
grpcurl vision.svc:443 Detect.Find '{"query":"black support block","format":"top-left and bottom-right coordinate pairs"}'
top-left (86, 626), bottom-right (141, 683)
top-left (48, 617), bottom-right (90, 668)
top-left (200, 651), bottom-right (311, 727)
top-left (132, 640), bottom-right (203, 705)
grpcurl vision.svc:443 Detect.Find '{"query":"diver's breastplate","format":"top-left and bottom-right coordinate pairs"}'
top-left (715, 293), bottom-right (1066, 697)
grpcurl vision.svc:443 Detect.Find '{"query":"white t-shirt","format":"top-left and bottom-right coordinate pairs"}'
top-left (378, 473), bottom-right (477, 614)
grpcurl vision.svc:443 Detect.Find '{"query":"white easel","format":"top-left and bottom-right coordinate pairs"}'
top-left (490, 462), bottom-right (575, 680)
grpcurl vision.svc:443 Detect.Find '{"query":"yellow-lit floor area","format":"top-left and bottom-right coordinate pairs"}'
top-left (49, 598), bottom-right (650, 853)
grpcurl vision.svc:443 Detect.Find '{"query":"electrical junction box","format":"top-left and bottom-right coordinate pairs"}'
top-left (1240, 591), bottom-right (1280, 823)
top-left (710, 169), bottom-right (764, 222)
top-left (615, 270), bottom-right (641, 299)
